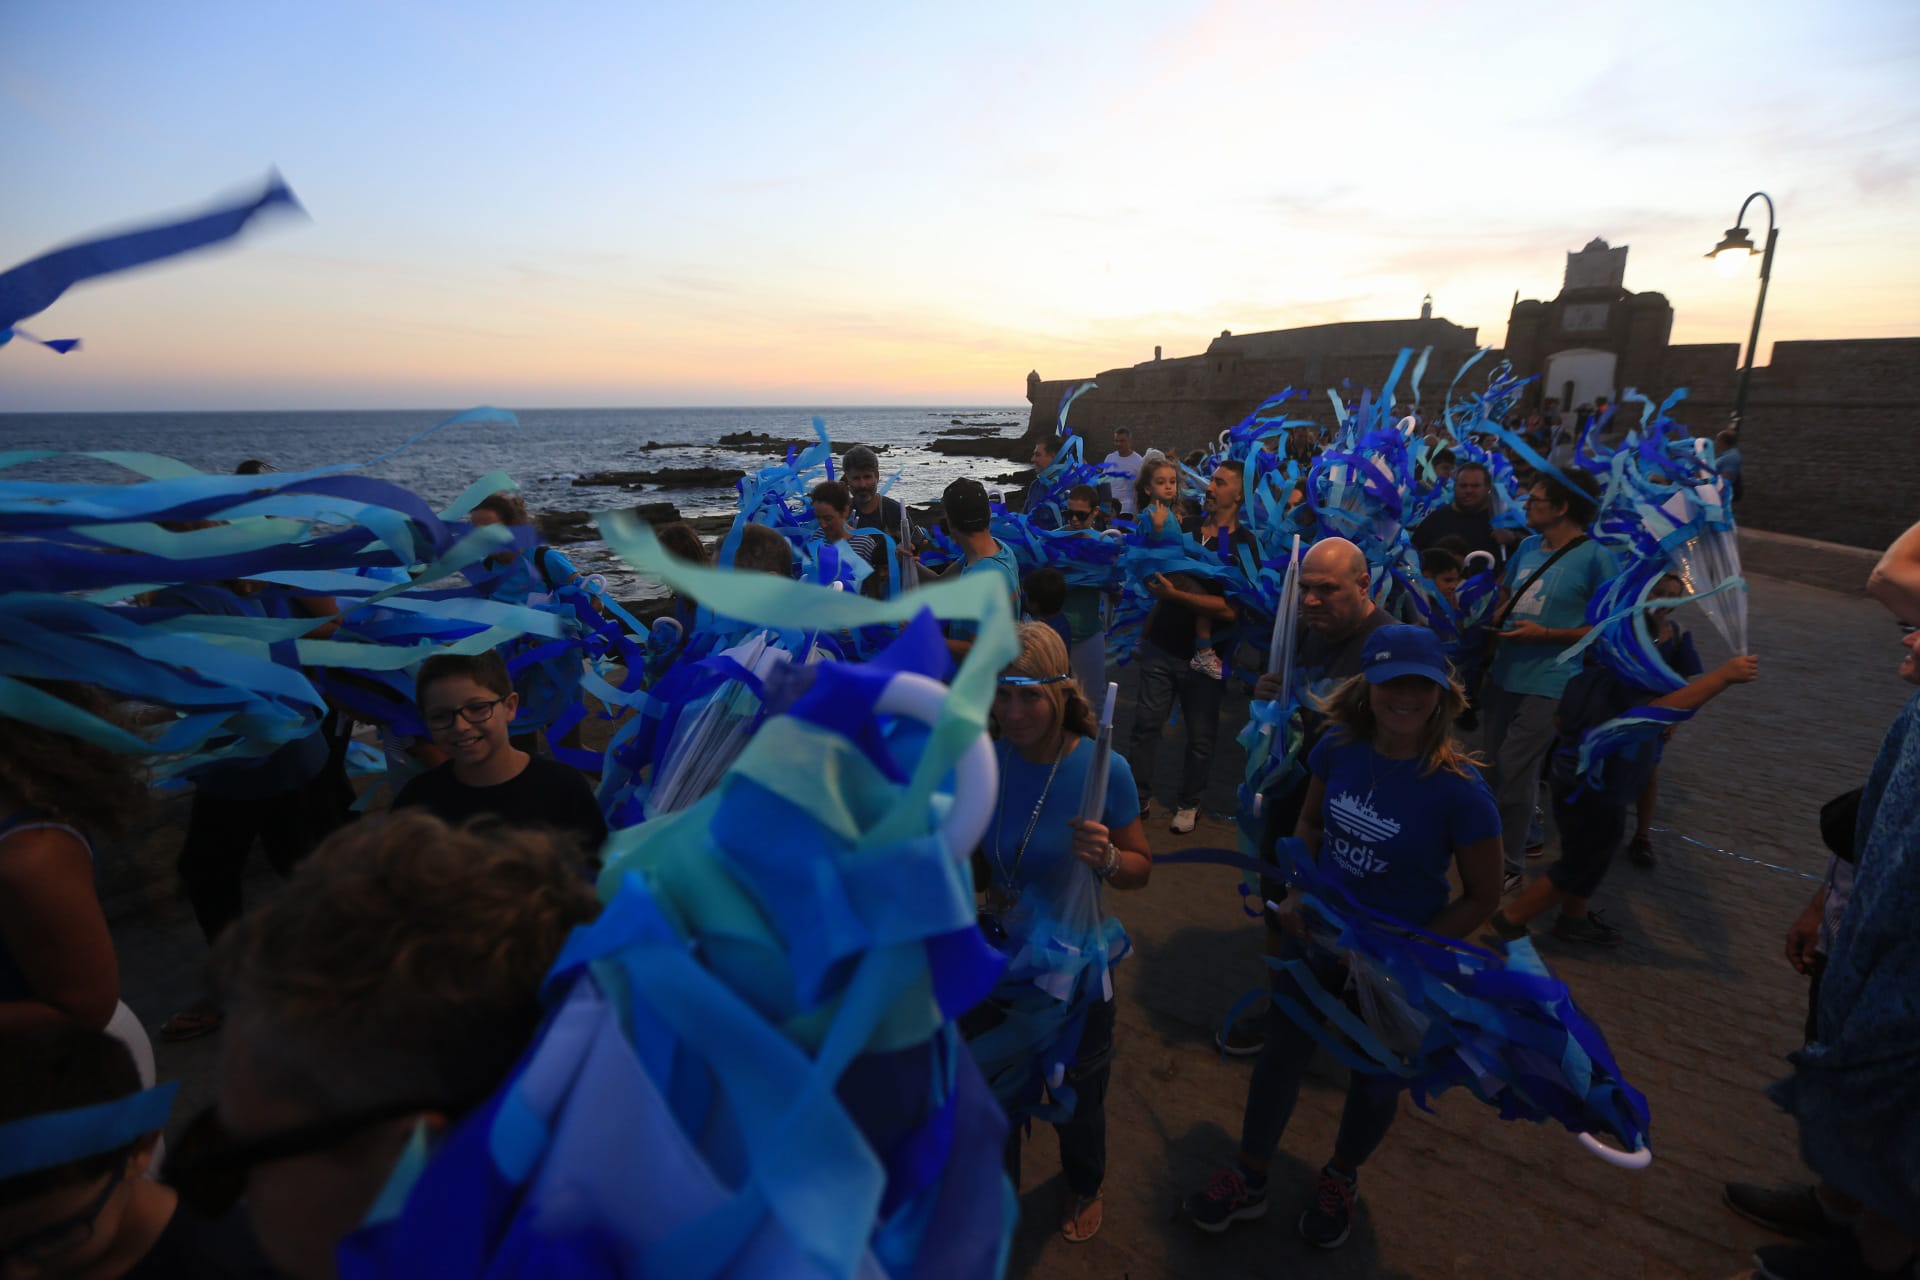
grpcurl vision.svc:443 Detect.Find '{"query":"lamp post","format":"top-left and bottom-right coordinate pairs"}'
top-left (1704, 191), bottom-right (1779, 432)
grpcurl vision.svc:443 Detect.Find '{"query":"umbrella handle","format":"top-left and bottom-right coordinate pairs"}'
top-left (874, 672), bottom-right (998, 859)
top-left (1577, 1132), bottom-right (1652, 1169)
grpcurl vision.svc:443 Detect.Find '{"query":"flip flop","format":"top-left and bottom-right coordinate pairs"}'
top-left (1061, 1191), bottom-right (1103, 1243)
top-left (159, 1004), bottom-right (224, 1042)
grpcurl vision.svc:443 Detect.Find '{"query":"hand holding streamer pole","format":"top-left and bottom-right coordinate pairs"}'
top-left (1077, 682), bottom-right (1119, 824)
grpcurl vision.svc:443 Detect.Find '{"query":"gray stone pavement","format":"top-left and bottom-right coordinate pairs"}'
top-left (103, 572), bottom-right (1910, 1279)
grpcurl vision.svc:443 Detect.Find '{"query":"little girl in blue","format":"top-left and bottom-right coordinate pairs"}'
top-left (968, 622), bottom-right (1153, 1245)
top-left (1185, 625), bottom-right (1503, 1250)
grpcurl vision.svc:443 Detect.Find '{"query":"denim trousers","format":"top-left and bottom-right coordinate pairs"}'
top-left (1124, 642), bottom-right (1224, 810)
top-left (1004, 996), bottom-right (1117, 1197)
top-left (1239, 940), bottom-right (1404, 1171)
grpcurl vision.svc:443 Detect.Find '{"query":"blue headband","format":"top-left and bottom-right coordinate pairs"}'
top-left (0, 1081), bottom-right (179, 1179)
top-left (998, 673), bottom-right (1071, 686)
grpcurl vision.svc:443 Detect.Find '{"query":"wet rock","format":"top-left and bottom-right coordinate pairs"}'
top-left (572, 466), bottom-right (745, 489)
top-left (536, 503), bottom-right (685, 543)
top-left (927, 435), bottom-right (1030, 461)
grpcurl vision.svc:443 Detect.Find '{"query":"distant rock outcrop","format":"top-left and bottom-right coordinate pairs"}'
top-left (927, 435), bottom-right (1028, 461)
top-left (536, 502), bottom-right (686, 543)
top-left (572, 467), bottom-right (745, 489)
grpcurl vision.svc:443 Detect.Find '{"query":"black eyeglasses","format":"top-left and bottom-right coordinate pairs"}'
top-left (163, 1099), bottom-right (447, 1216)
top-left (423, 697), bottom-right (506, 732)
top-left (1, 1163), bottom-right (125, 1266)
top-left (1065, 509), bottom-right (1094, 524)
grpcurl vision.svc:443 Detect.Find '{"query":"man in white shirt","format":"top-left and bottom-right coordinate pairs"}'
top-left (1102, 428), bottom-right (1147, 517)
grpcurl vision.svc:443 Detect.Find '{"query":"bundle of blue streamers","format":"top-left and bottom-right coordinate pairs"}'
top-left (339, 525), bottom-right (1024, 1278)
top-left (968, 833), bottom-right (1130, 1126)
top-left (1540, 392), bottom-right (1751, 792)
top-left (1166, 840), bottom-right (1652, 1158)
top-left (0, 419), bottom-right (631, 783)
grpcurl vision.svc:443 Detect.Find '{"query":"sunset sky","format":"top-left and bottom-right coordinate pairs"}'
top-left (3, 0), bottom-right (1916, 411)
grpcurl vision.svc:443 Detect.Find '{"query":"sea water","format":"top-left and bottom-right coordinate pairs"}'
top-left (0, 405), bottom-right (1029, 597)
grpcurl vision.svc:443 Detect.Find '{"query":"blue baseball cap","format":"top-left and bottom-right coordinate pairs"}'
top-left (1361, 625), bottom-right (1452, 687)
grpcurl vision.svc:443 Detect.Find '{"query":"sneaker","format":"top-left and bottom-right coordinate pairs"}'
top-left (1190, 648), bottom-right (1225, 680)
top-left (1723, 1182), bottom-right (1848, 1241)
top-left (1170, 806), bottom-right (1198, 834)
top-left (1628, 834), bottom-right (1655, 868)
top-left (1297, 1164), bottom-right (1358, 1249)
top-left (1552, 909), bottom-right (1625, 948)
top-left (1502, 871), bottom-right (1524, 896)
top-left (1215, 1019), bottom-right (1265, 1057)
top-left (1184, 1166), bottom-right (1269, 1233)
top-left (1525, 842), bottom-right (1546, 860)
top-left (1753, 1236), bottom-right (1915, 1279)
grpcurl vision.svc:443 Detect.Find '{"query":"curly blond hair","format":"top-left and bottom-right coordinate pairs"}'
top-left (213, 812), bottom-right (600, 1113)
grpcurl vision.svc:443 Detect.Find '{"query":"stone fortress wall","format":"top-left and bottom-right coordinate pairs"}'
top-left (1025, 242), bottom-right (1919, 550)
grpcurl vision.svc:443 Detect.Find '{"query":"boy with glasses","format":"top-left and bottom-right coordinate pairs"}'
top-left (391, 651), bottom-right (606, 853)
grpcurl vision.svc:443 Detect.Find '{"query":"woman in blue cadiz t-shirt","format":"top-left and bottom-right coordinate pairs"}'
top-left (1184, 625), bottom-right (1504, 1252)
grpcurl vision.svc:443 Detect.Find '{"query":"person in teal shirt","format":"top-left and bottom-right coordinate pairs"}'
top-left (920, 477), bottom-right (1020, 661)
top-left (1481, 472), bottom-right (1614, 883)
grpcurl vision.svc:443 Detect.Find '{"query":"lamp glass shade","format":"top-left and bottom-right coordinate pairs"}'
top-left (1707, 226), bottom-right (1758, 258)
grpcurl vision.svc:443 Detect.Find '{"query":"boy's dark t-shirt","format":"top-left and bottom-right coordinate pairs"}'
top-left (1549, 663), bottom-right (1664, 805)
top-left (1657, 627), bottom-right (1703, 680)
top-left (392, 755), bottom-right (608, 850)
top-left (1038, 612), bottom-right (1073, 653)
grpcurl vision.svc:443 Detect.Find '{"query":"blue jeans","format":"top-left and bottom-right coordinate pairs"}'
top-left (1239, 941), bottom-right (1404, 1171)
top-left (1124, 642), bottom-right (1224, 810)
top-left (1001, 996), bottom-right (1116, 1197)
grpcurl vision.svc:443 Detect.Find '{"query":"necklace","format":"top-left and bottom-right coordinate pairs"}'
top-left (988, 737), bottom-right (1070, 897)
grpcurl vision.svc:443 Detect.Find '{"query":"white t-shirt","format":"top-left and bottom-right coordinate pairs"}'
top-left (1102, 450), bottom-right (1146, 514)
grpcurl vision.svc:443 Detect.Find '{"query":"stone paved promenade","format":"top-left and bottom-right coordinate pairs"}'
top-left (108, 571), bottom-right (1910, 1280)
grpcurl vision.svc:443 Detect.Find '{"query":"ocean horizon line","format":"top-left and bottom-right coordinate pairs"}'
top-left (0, 403), bottom-right (1030, 418)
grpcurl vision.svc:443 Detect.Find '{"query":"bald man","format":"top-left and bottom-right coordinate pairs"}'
top-left (1221, 537), bottom-right (1392, 1056)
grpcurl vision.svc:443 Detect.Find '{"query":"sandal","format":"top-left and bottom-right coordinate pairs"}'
top-left (160, 1002), bottom-right (224, 1042)
top-left (1061, 1190), bottom-right (1103, 1243)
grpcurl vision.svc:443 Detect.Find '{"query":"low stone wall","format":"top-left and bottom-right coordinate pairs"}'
top-left (1736, 527), bottom-right (1880, 597)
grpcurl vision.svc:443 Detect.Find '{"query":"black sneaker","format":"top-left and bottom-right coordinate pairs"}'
top-left (1215, 1018), bottom-right (1266, 1057)
top-left (1502, 871), bottom-right (1524, 896)
top-left (1297, 1164), bottom-right (1358, 1248)
top-left (1753, 1236), bottom-right (1916, 1279)
top-left (1552, 909), bottom-right (1624, 948)
top-left (1628, 835), bottom-right (1655, 868)
top-left (1184, 1166), bottom-right (1269, 1233)
top-left (1724, 1182), bottom-right (1847, 1241)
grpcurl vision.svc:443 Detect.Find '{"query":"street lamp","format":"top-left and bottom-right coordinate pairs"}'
top-left (1705, 192), bottom-right (1779, 431)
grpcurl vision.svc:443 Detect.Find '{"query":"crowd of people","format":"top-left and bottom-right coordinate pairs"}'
top-left (1, 380), bottom-right (1914, 1280)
